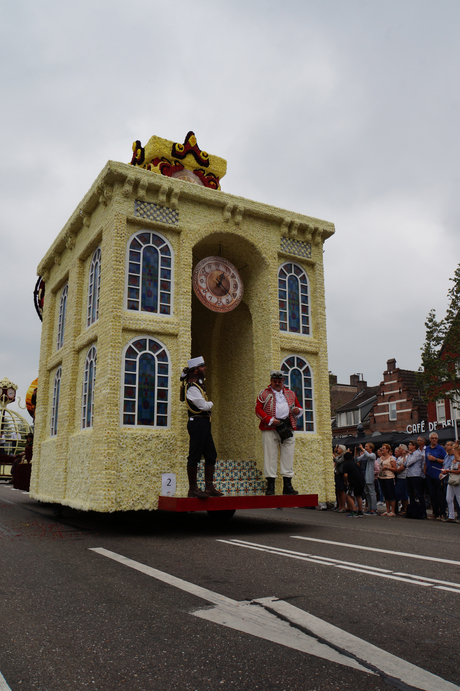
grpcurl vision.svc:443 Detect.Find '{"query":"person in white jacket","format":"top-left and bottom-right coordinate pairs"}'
top-left (357, 443), bottom-right (377, 514)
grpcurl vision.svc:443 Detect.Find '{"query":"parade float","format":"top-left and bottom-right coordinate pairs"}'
top-left (30, 132), bottom-right (335, 517)
top-left (0, 378), bottom-right (33, 487)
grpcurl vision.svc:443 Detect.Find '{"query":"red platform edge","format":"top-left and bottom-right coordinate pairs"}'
top-left (157, 494), bottom-right (318, 512)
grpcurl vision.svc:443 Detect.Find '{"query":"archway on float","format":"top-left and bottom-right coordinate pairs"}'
top-left (191, 233), bottom-right (269, 466)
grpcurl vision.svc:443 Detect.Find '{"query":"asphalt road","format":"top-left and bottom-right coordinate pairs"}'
top-left (1, 483), bottom-right (459, 691)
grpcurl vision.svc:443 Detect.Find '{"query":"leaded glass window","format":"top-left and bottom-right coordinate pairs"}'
top-left (82, 346), bottom-right (97, 428)
top-left (87, 248), bottom-right (101, 327)
top-left (278, 263), bottom-right (310, 335)
top-left (57, 284), bottom-right (68, 350)
top-left (281, 356), bottom-right (314, 432)
top-left (51, 367), bottom-right (62, 436)
top-left (126, 232), bottom-right (173, 315)
top-left (122, 338), bottom-right (169, 427)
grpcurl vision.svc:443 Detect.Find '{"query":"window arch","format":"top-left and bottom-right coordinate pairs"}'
top-left (82, 346), bottom-right (97, 428)
top-left (87, 248), bottom-right (101, 326)
top-left (126, 232), bottom-right (173, 315)
top-left (122, 337), bottom-right (170, 427)
top-left (278, 263), bottom-right (310, 335)
top-left (281, 356), bottom-right (314, 432)
top-left (51, 367), bottom-right (62, 436)
top-left (57, 284), bottom-right (68, 349)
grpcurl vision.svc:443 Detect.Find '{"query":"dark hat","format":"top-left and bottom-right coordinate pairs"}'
top-left (270, 370), bottom-right (284, 379)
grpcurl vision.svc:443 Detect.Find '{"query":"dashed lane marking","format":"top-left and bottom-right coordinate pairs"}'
top-left (220, 539), bottom-right (460, 593)
top-left (291, 535), bottom-right (460, 567)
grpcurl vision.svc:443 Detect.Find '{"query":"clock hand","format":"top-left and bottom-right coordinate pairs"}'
top-left (215, 273), bottom-right (230, 294)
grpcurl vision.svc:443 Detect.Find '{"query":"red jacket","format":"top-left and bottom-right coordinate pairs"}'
top-left (255, 386), bottom-right (301, 431)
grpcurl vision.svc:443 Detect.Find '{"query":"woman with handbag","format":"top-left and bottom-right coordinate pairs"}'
top-left (439, 444), bottom-right (460, 523)
top-left (378, 443), bottom-right (397, 516)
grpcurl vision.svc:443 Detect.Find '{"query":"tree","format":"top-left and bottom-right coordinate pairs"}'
top-left (418, 264), bottom-right (460, 413)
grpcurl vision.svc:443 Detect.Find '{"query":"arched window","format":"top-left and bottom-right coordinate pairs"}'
top-left (51, 367), bottom-right (62, 436)
top-left (278, 263), bottom-right (310, 335)
top-left (122, 337), bottom-right (170, 427)
top-left (82, 346), bottom-right (97, 428)
top-left (87, 248), bottom-right (101, 326)
top-left (281, 356), bottom-right (314, 432)
top-left (57, 284), bottom-right (68, 349)
top-left (126, 232), bottom-right (173, 315)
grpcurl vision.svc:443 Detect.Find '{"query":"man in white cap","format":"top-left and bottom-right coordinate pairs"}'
top-left (255, 370), bottom-right (302, 495)
top-left (180, 356), bottom-right (223, 498)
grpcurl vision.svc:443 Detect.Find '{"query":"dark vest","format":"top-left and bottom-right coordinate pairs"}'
top-left (186, 382), bottom-right (210, 418)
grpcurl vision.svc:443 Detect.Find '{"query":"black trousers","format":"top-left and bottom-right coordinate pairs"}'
top-left (426, 476), bottom-right (446, 517)
top-left (407, 476), bottom-right (427, 517)
top-left (187, 417), bottom-right (217, 467)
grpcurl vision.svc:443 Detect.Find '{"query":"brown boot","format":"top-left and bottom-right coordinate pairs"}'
top-left (187, 466), bottom-right (208, 499)
top-left (204, 464), bottom-right (224, 496)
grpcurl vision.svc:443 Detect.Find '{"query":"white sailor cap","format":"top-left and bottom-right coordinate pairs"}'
top-left (188, 356), bottom-right (205, 369)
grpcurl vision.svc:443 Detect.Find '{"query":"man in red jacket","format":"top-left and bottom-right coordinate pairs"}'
top-left (255, 370), bottom-right (302, 496)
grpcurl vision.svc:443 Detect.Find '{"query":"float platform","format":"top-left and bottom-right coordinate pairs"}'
top-left (158, 494), bottom-right (318, 512)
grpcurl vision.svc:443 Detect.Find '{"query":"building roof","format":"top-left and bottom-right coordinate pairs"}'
top-left (334, 385), bottom-right (380, 413)
top-left (330, 383), bottom-right (359, 416)
top-left (37, 161), bottom-right (335, 277)
top-left (387, 368), bottom-right (426, 414)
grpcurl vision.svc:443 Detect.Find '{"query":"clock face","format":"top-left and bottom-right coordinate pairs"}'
top-left (7, 388), bottom-right (15, 400)
top-left (193, 256), bottom-right (244, 313)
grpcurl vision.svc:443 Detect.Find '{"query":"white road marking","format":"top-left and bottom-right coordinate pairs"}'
top-left (292, 535), bottom-right (460, 567)
top-left (192, 598), bottom-right (371, 673)
top-left (90, 548), bottom-right (237, 606)
top-left (0, 671), bottom-right (12, 691)
top-left (91, 547), bottom-right (460, 691)
top-left (220, 539), bottom-right (460, 593)
top-left (256, 597), bottom-right (460, 691)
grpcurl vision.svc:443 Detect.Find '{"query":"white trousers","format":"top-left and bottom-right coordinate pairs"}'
top-left (446, 484), bottom-right (460, 519)
top-left (262, 430), bottom-right (295, 478)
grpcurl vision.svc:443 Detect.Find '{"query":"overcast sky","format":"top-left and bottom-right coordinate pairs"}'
top-left (1, 0), bottom-right (460, 416)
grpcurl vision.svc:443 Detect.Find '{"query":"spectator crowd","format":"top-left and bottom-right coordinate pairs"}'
top-left (333, 432), bottom-right (460, 521)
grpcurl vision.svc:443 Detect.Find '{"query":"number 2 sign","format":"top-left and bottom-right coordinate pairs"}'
top-left (161, 473), bottom-right (176, 497)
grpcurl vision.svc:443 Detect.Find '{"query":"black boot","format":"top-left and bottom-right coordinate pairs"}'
top-left (266, 477), bottom-right (276, 496)
top-left (187, 466), bottom-right (208, 499)
top-left (204, 464), bottom-right (224, 497)
top-left (283, 477), bottom-right (298, 495)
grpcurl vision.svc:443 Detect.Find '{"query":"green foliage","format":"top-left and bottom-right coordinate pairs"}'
top-left (418, 264), bottom-right (460, 408)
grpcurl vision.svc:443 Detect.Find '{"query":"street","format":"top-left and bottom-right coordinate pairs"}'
top-left (1, 483), bottom-right (459, 691)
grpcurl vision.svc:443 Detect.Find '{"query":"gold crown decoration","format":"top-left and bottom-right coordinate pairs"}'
top-left (129, 131), bottom-right (227, 190)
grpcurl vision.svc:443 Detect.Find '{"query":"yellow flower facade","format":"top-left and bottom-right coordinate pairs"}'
top-left (31, 148), bottom-right (335, 512)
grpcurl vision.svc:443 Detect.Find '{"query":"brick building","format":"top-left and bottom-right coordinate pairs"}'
top-left (425, 337), bottom-right (460, 433)
top-left (368, 359), bottom-right (426, 434)
top-left (331, 375), bottom-right (378, 439)
top-left (329, 373), bottom-right (367, 418)
top-left (332, 359), bottom-right (427, 439)
top-left (427, 396), bottom-right (460, 432)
